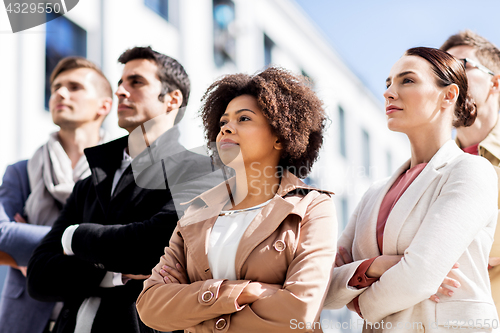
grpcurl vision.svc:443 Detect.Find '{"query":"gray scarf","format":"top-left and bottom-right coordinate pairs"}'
top-left (24, 130), bottom-right (109, 226)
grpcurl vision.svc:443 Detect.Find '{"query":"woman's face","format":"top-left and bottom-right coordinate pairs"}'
top-left (384, 55), bottom-right (449, 134)
top-left (216, 94), bottom-right (281, 170)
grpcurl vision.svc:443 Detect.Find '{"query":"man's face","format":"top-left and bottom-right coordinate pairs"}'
top-left (446, 45), bottom-right (494, 112)
top-left (49, 68), bottom-right (103, 129)
top-left (116, 59), bottom-right (170, 133)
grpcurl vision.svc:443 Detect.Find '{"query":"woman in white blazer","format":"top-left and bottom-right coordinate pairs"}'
top-left (324, 47), bottom-right (499, 332)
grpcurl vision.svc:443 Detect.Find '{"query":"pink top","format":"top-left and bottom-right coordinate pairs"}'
top-left (462, 143), bottom-right (479, 155)
top-left (348, 162), bottom-right (427, 316)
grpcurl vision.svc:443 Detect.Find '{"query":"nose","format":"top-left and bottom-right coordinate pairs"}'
top-left (54, 86), bottom-right (69, 99)
top-left (383, 85), bottom-right (397, 102)
top-left (220, 122), bottom-right (234, 135)
top-left (115, 84), bottom-right (130, 98)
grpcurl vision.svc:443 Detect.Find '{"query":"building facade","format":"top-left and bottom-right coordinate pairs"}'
top-left (0, 0), bottom-right (409, 331)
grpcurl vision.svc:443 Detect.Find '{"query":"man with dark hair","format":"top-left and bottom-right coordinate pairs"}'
top-left (27, 47), bottom-right (220, 333)
top-left (117, 46), bottom-right (190, 127)
top-left (441, 30), bottom-right (500, 316)
top-left (0, 56), bottom-right (112, 333)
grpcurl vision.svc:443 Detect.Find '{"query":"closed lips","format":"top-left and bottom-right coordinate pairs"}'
top-left (386, 105), bottom-right (402, 114)
top-left (219, 139), bottom-right (238, 148)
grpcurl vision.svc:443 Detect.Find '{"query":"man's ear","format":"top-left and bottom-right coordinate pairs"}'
top-left (97, 97), bottom-right (112, 118)
top-left (166, 89), bottom-right (183, 111)
top-left (490, 74), bottom-right (500, 95)
top-left (442, 83), bottom-right (459, 108)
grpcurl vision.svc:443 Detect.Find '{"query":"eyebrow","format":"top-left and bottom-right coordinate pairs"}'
top-left (386, 71), bottom-right (416, 84)
top-left (51, 81), bottom-right (82, 89)
top-left (117, 74), bottom-right (145, 86)
top-left (221, 108), bottom-right (257, 117)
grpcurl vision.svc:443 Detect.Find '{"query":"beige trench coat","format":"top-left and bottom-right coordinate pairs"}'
top-left (137, 171), bottom-right (337, 333)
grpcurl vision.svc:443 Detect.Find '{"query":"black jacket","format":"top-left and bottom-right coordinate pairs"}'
top-left (27, 127), bottom-right (222, 333)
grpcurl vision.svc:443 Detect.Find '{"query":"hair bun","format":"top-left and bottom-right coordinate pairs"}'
top-left (454, 93), bottom-right (477, 127)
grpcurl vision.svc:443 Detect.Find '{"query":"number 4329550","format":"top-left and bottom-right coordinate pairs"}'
top-left (6, 2), bottom-right (63, 14)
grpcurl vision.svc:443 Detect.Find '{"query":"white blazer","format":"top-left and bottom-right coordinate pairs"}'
top-left (324, 140), bottom-right (499, 332)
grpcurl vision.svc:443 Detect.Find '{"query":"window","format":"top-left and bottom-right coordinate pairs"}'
top-left (213, 0), bottom-right (235, 67)
top-left (45, 12), bottom-right (87, 110)
top-left (338, 106), bottom-right (346, 158)
top-left (264, 33), bottom-right (274, 67)
top-left (145, 0), bottom-right (169, 21)
top-left (362, 129), bottom-right (371, 177)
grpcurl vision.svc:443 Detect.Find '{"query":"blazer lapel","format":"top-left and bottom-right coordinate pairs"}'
top-left (111, 165), bottom-right (136, 199)
top-left (85, 136), bottom-right (128, 213)
top-left (382, 140), bottom-right (461, 254)
top-left (92, 165), bottom-right (113, 213)
top-left (355, 161), bottom-right (411, 259)
top-left (382, 165), bottom-right (440, 254)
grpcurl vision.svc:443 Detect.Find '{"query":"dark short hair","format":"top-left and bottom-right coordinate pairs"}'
top-left (406, 47), bottom-right (477, 127)
top-left (50, 57), bottom-right (112, 98)
top-left (118, 46), bottom-right (190, 125)
top-left (200, 67), bottom-right (326, 178)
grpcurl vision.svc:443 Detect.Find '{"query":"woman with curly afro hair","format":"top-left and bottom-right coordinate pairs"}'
top-left (137, 67), bottom-right (338, 332)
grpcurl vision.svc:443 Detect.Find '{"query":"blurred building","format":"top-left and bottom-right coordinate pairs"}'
top-left (0, 0), bottom-right (409, 331)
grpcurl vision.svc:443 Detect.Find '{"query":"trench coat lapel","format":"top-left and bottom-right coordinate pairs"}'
top-left (382, 140), bottom-right (461, 254)
top-left (177, 177), bottom-right (234, 278)
top-left (234, 171), bottom-right (322, 278)
top-left (234, 196), bottom-right (295, 279)
top-left (177, 170), bottom-right (328, 280)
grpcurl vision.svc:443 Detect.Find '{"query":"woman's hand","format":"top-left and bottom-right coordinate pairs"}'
top-left (366, 255), bottom-right (403, 278)
top-left (236, 282), bottom-right (281, 306)
top-left (346, 300), bottom-right (356, 312)
top-left (335, 246), bottom-right (353, 267)
top-left (159, 263), bottom-right (189, 284)
top-left (429, 262), bottom-right (461, 303)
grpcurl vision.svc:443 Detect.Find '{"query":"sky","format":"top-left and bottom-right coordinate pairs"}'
top-left (294, 0), bottom-right (500, 102)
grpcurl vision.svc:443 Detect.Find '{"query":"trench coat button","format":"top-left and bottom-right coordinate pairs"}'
top-left (202, 290), bottom-right (214, 302)
top-left (274, 240), bottom-right (286, 252)
top-left (215, 318), bottom-right (227, 330)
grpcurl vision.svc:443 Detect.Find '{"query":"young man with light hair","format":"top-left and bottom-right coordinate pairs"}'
top-left (0, 57), bottom-right (112, 333)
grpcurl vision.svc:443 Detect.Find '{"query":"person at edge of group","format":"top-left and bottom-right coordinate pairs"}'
top-left (323, 47), bottom-right (498, 332)
top-left (136, 67), bottom-right (338, 333)
top-left (0, 57), bottom-right (112, 333)
top-left (27, 46), bottom-right (220, 333)
top-left (440, 30), bottom-right (500, 318)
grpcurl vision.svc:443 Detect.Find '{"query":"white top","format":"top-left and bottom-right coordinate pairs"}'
top-left (208, 200), bottom-right (271, 280)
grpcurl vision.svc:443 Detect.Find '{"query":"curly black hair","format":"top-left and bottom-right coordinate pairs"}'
top-left (200, 67), bottom-right (326, 178)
